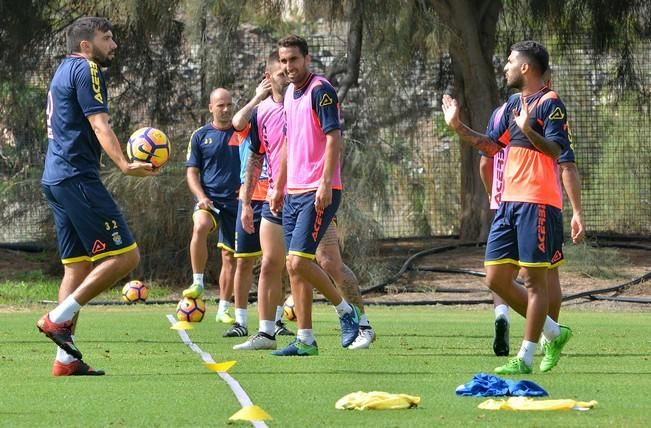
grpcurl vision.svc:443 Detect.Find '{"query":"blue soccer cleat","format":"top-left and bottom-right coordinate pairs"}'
top-left (271, 339), bottom-right (318, 356)
top-left (339, 304), bottom-right (361, 348)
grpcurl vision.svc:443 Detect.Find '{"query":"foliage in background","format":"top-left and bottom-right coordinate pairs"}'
top-left (2, 0), bottom-right (651, 286)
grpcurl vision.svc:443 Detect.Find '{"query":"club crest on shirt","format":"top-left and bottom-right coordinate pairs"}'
top-left (549, 107), bottom-right (564, 120)
top-left (319, 93), bottom-right (333, 107)
top-left (112, 231), bottom-right (123, 246)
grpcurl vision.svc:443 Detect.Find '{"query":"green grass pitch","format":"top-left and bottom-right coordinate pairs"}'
top-left (1, 305), bottom-right (650, 427)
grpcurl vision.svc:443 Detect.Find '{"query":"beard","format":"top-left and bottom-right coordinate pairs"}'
top-left (506, 73), bottom-right (524, 90)
top-left (91, 46), bottom-right (113, 67)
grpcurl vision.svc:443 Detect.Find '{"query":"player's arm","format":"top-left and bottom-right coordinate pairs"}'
top-left (185, 132), bottom-right (213, 210)
top-left (87, 113), bottom-right (156, 177)
top-left (514, 95), bottom-right (561, 159)
top-left (313, 84), bottom-right (342, 211)
top-left (479, 155), bottom-right (494, 201)
top-left (239, 152), bottom-right (264, 234)
top-left (269, 137), bottom-right (287, 215)
top-left (186, 167), bottom-right (213, 210)
top-left (441, 95), bottom-right (502, 156)
top-left (240, 153), bottom-right (264, 207)
top-left (232, 78), bottom-right (272, 131)
top-left (560, 162), bottom-right (585, 243)
top-left (317, 129), bottom-right (341, 210)
top-left (76, 63), bottom-right (154, 177)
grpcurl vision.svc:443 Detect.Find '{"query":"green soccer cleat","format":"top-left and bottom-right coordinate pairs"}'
top-left (540, 325), bottom-right (572, 372)
top-left (182, 283), bottom-right (204, 299)
top-left (271, 339), bottom-right (319, 356)
top-left (216, 310), bottom-right (235, 325)
top-left (494, 357), bottom-right (532, 375)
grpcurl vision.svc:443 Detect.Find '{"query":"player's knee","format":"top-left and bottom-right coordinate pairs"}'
top-left (236, 257), bottom-right (255, 270)
top-left (485, 272), bottom-right (504, 293)
top-left (193, 221), bottom-right (211, 236)
top-left (317, 256), bottom-right (337, 278)
top-left (222, 250), bottom-right (236, 268)
top-left (286, 255), bottom-right (309, 276)
top-left (260, 256), bottom-right (283, 276)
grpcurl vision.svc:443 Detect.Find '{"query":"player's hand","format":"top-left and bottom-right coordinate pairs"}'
top-left (513, 95), bottom-right (531, 132)
top-left (125, 162), bottom-right (158, 177)
top-left (197, 197), bottom-right (214, 210)
top-left (269, 188), bottom-right (284, 216)
top-left (240, 203), bottom-right (255, 234)
top-left (570, 212), bottom-right (585, 243)
top-left (256, 78), bottom-right (272, 99)
top-left (315, 182), bottom-right (332, 212)
top-left (441, 94), bottom-right (461, 130)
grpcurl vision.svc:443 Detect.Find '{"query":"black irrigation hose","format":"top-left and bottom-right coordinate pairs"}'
top-left (561, 271), bottom-right (651, 302)
top-left (358, 239), bottom-right (651, 305)
top-left (363, 298), bottom-right (494, 306)
top-left (35, 237), bottom-right (651, 307)
top-left (360, 241), bottom-right (485, 295)
top-left (588, 295), bottom-right (651, 304)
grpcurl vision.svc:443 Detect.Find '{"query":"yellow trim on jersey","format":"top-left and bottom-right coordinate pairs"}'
top-left (186, 126), bottom-right (203, 161)
top-left (234, 250), bottom-right (263, 258)
top-left (484, 258), bottom-right (520, 267)
top-left (288, 250), bottom-right (316, 260)
top-left (549, 259), bottom-right (566, 269)
top-left (61, 243), bottom-right (138, 265)
top-left (218, 243), bottom-right (235, 253)
top-left (193, 209), bottom-right (218, 232)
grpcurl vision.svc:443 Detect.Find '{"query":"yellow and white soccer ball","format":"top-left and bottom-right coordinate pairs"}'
top-left (282, 295), bottom-right (296, 321)
top-left (122, 280), bottom-right (149, 303)
top-left (176, 297), bottom-right (206, 322)
top-left (127, 127), bottom-right (171, 168)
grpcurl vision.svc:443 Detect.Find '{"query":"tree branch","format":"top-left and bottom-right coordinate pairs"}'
top-left (336, 0), bottom-right (363, 102)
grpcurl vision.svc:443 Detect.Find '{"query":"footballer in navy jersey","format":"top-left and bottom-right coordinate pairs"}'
top-left (37, 17), bottom-right (156, 377)
top-left (182, 88), bottom-right (245, 324)
top-left (186, 123), bottom-right (243, 201)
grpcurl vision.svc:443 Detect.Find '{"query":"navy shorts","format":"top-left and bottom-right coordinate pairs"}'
top-left (42, 176), bottom-right (136, 264)
top-left (261, 201), bottom-right (283, 225)
top-left (283, 190), bottom-right (341, 260)
top-left (485, 201), bottom-right (564, 268)
top-left (192, 198), bottom-right (238, 253)
top-left (235, 200), bottom-right (264, 257)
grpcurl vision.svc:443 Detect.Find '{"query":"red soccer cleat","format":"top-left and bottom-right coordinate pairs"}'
top-left (36, 314), bottom-right (82, 360)
top-left (52, 360), bottom-right (105, 376)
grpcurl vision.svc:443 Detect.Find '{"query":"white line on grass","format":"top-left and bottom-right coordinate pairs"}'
top-left (166, 314), bottom-right (269, 428)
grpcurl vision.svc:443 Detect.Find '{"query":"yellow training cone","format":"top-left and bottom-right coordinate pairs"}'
top-left (170, 321), bottom-right (194, 330)
top-left (229, 405), bottom-right (272, 421)
top-left (204, 360), bottom-right (237, 372)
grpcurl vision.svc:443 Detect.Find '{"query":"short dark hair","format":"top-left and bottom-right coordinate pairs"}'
top-left (277, 34), bottom-right (309, 56)
top-left (510, 40), bottom-right (549, 74)
top-left (66, 17), bottom-right (113, 53)
top-left (267, 50), bottom-right (280, 67)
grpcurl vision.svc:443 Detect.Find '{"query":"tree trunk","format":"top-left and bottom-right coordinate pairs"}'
top-left (433, 0), bottom-right (502, 240)
top-left (336, 0), bottom-right (363, 102)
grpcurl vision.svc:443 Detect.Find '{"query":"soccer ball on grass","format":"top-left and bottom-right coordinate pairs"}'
top-left (282, 295), bottom-right (296, 322)
top-left (176, 297), bottom-right (206, 322)
top-left (122, 280), bottom-right (149, 303)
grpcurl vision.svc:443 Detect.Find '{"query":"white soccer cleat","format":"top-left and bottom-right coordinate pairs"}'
top-left (232, 332), bottom-right (277, 350)
top-left (347, 327), bottom-right (376, 350)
